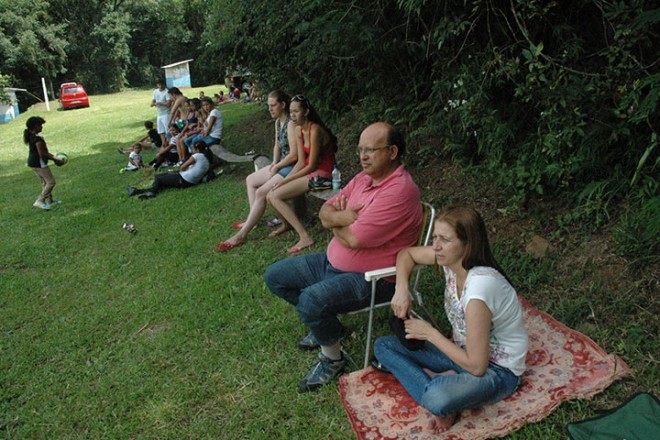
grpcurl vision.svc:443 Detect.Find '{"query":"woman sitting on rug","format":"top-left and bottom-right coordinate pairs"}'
top-left (126, 141), bottom-right (212, 199)
top-left (374, 206), bottom-right (529, 434)
top-left (216, 90), bottom-right (297, 251)
top-left (266, 94), bottom-right (337, 254)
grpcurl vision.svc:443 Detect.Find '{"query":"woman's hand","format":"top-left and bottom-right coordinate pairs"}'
top-left (404, 318), bottom-right (438, 341)
top-left (391, 287), bottom-right (412, 319)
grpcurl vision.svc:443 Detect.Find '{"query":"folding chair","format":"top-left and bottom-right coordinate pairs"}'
top-left (348, 202), bottom-right (436, 368)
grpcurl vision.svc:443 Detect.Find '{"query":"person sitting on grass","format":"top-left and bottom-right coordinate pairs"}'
top-left (216, 91), bottom-right (230, 105)
top-left (373, 206), bottom-right (529, 434)
top-left (122, 144), bottom-right (144, 172)
top-left (265, 122), bottom-right (422, 392)
top-left (150, 124), bottom-right (181, 170)
top-left (127, 141), bottom-right (212, 199)
top-left (184, 97), bottom-right (223, 151)
top-left (216, 90), bottom-right (297, 251)
top-left (118, 121), bottom-right (162, 154)
top-left (175, 98), bottom-right (202, 165)
top-left (265, 94), bottom-right (337, 255)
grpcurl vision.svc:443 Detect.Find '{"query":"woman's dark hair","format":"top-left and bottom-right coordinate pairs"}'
top-left (200, 97), bottom-right (215, 107)
top-left (193, 141), bottom-right (214, 162)
top-left (24, 116), bottom-right (46, 144)
top-left (268, 89), bottom-right (290, 114)
top-left (168, 87), bottom-right (182, 96)
top-left (187, 98), bottom-right (201, 110)
top-left (291, 95), bottom-right (338, 151)
top-left (435, 206), bottom-right (512, 285)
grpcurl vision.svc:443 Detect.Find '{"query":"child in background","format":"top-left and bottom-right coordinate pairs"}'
top-left (150, 125), bottom-right (181, 170)
top-left (121, 144), bottom-right (144, 172)
top-left (118, 121), bottom-right (162, 154)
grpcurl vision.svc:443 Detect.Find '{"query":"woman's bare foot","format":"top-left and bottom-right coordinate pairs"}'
top-left (286, 238), bottom-right (315, 255)
top-left (223, 233), bottom-right (247, 247)
top-left (267, 225), bottom-right (291, 238)
top-left (428, 413), bottom-right (456, 434)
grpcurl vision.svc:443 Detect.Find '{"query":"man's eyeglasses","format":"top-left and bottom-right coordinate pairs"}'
top-left (356, 145), bottom-right (391, 156)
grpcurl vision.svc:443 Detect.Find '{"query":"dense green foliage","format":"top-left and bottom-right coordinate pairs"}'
top-left (210, 1), bottom-right (658, 197)
top-left (0, 0), bottom-right (217, 97)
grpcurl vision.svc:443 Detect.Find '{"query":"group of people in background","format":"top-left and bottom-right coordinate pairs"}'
top-left (24, 84), bottom-right (529, 434)
top-left (117, 80), bottom-right (225, 198)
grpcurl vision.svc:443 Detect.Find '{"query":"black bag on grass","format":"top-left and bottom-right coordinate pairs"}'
top-left (566, 392), bottom-right (660, 440)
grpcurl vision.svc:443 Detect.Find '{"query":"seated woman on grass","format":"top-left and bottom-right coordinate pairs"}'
top-left (373, 206), bottom-right (529, 434)
top-left (216, 90), bottom-right (297, 251)
top-left (126, 141), bottom-right (212, 199)
top-left (175, 98), bottom-right (202, 165)
top-left (266, 95), bottom-right (337, 255)
top-left (184, 97), bottom-right (222, 151)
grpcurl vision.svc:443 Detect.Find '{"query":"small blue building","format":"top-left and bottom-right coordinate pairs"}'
top-left (162, 59), bottom-right (194, 88)
top-left (0, 88), bottom-right (23, 124)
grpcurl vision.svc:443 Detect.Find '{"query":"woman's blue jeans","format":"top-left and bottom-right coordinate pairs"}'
top-left (185, 134), bottom-right (219, 151)
top-left (374, 336), bottom-right (520, 417)
top-left (265, 252), bottom-right (394, 346)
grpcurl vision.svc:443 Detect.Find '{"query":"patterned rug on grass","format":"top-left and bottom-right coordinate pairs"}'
top-left (339, 297), bottom-right (632, 440)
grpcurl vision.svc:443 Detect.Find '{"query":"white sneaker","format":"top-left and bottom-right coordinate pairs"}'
top-left (33, 200), bottom-right (51, 210)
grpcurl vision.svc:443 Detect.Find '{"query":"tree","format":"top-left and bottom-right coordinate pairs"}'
top-left (89, 10), bottom-right (132, 92)
top-left (0, 0), bottom-right (68, 99)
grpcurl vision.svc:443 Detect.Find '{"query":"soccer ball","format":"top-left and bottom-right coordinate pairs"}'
top-left (55, 152), bottom-right (69, 165)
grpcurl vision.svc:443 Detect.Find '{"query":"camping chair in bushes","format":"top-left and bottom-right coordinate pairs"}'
top-left (347, 202), bottom-right (436, 369)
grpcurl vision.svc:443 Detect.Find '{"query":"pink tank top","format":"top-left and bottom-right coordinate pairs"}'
top-left (301, 122), bottom-right (334, 174)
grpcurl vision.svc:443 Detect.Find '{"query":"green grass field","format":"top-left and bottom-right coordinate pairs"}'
top-left (0, 88), bottom-right (652, 438)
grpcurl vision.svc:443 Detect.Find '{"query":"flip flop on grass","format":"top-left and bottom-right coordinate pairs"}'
top-left (231, 220), bottom-right (247, 229)
top-left (286, 241), bottom-right (315, 255)
top-left (216, 240), bottom-right (245, 251)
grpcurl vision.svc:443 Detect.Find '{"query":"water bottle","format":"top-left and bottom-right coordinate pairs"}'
top-left (332, 164), bottom-right (341, 191)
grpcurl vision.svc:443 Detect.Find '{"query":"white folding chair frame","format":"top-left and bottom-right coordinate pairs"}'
top-left (350, 202), bottom-right (436, 369)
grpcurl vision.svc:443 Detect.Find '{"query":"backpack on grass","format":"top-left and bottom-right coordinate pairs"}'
top-left (566, 392), bottom-right (660, 440)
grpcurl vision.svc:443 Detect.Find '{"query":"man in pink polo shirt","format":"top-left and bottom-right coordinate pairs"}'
top-left (265, 122), bottom-right (422, 392)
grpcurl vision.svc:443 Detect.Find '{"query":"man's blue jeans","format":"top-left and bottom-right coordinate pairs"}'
top-left (265, 252), bottom-right (394, 346)
top-left (185, 133), bottom-right (219, 151)
top-left (374, 336), bottom-right (520, 417)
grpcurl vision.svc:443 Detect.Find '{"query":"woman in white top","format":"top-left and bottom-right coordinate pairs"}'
top-left (184, 97), bottom-right (223, 151)
top-left (374, 206), bottom-right (528, 434)
top-left (126, 141), bottom-right (211, 199)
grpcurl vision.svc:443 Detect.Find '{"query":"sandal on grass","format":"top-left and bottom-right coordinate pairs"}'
top-left (216, 240), bottom-right (245, 251)
top-left (231, 220), bottom-right (247, 229)
top-left (287, 241), bottom-right (315, 255)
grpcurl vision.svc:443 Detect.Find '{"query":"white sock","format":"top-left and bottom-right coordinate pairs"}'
top-left (321, 343), bottom-right (342, 361)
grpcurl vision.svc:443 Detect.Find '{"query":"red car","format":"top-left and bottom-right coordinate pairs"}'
top-left (59, 82), bottom-right (90, 110)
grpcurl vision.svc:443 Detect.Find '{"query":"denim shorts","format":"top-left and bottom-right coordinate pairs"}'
top-left (277, 165), bottom-right (294, 177)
